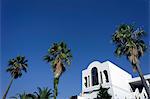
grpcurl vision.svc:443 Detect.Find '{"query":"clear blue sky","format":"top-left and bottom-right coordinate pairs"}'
top-left (1, 0), bottom-right (149, 98)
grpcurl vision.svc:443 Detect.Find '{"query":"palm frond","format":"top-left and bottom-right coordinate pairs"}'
top-left (112, 24), bottom-right (147, 71)
top-left (6, 56), bottom-right (28, 79)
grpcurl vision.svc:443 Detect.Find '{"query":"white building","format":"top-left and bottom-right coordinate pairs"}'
top-left (77, 61), bottom-right (150, 99)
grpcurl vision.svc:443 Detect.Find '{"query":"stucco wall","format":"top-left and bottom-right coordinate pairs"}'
top-left (80, 61), bottom-right (148, 99)
top-left (81, 61), bottom-right (114, 98)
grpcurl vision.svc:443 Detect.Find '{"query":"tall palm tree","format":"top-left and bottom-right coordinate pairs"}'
top-left (34, 87), bottom-right (53, 99)
top-left (44, 42), bottom-right (72, 99)
top-left (3, 56), bottom-right (28, 99)
top-left (112, 24), bottom-right (150, 98)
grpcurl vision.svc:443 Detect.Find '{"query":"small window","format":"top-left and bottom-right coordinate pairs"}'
top-left (84, 77), bottom-right (87, 87)
top-left (100, 71), bottom-right (103, 84)
top-left (103, 70), bottom-right (109, 82)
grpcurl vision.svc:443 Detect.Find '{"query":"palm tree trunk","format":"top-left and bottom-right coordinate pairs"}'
top-left (136, 64), bottom-right (150, 98)
top-left (54, 60), bottom-right (63, 78)
top-left (54, 78), bottom-right (59, 99)
top-left (3, 77), bottom-right (14, 99)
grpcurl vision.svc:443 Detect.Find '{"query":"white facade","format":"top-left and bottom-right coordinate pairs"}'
top-left (78, 61), bottom-right (150, 99)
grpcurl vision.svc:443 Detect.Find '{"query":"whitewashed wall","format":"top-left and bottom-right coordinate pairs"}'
top-left (79, 61), bottom-right (149, 99)
top-left (108, 61), bottom-right (132, 98)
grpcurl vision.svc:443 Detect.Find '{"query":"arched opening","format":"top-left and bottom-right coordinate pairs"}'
top-left (88, 75), bottom-right (90, 87)
top-left (103, 70), bottom-right (109, 82)
top-left (91, 67), bottom-right (99, 86)
top-left (84, 76), bottom-right (87, 87)
top-left (100, 71), bottom-right (103, 84)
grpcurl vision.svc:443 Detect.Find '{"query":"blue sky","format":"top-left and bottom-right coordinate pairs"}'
top-left (1, 0), bottom-right (149, 98)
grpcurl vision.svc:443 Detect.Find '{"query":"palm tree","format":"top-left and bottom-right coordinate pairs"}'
top-left (34, 87), bottom-right (53, 99)
top-left (10, 92), bottom-right (36, 99)
top-left (3, 56), bottom-right (28, 99)
top-left (44, 42), bottom-right (72, 99)
top-left (10, 87), bottom-right (53, 99)
top-left (112, 24), bottom-right (150, 98)
top-left (97, 86), bottom-right (112, 99)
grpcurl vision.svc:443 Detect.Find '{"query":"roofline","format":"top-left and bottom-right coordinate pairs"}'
top-left (129, 74), bottom-right (150, 83)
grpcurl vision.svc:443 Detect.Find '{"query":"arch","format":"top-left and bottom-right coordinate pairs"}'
top-left (103, 70), bottom-right (109, 82)
top-left (100, 71), bottom-right (103, 84)
top-left (91, 67), bottom-right (99, 86)
top-left (84, 76), bottom-right (87, 87)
